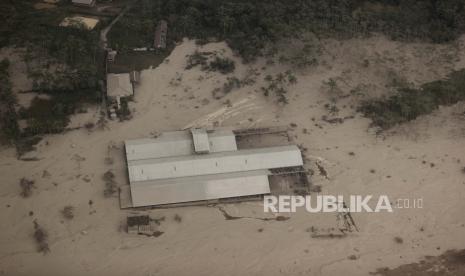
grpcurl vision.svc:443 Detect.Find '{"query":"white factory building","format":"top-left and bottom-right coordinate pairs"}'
top-left (123, 128), bottom-right (303, 207)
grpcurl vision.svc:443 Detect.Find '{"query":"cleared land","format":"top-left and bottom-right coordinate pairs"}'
top-left (0, 35), bottom-right (465, 275)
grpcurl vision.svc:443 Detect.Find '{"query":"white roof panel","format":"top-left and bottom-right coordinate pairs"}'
top-left (125, 129), bottom-right (237, 161)
top-left (128, 145), bottom-right (303, 182)
top-left (130, 170), bottom-right (270, 207)
top-left (72, 0), bottom-right (94, 5)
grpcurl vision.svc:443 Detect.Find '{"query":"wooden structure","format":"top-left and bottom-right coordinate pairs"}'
top-left (154, 20), bottom-right (168, 49)
top-left (71, 0), bottom-right (96, 7)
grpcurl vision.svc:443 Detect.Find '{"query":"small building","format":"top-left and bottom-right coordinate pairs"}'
top-left (153, 20), bottom-right (168, 49)
top-left (59, 16), bottom-right (99, 30)
top-left (129, 71), bottom-right (140, 84)
top-left (106, 73), bottom-right (133, 100)
top-left (71, 0), bottom-right (96, 7)
top-left (127, 215), bottom-right (158, 235)
top-left (107, 50), bottom-right (117, 62)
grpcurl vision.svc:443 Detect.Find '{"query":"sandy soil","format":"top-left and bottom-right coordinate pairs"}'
top-left (0, 35), bottom-right (465, 276)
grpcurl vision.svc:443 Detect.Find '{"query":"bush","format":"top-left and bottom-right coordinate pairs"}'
top-left (174, 214), bottom-right (182, 223)
top-left (33, 220), bottom-right (50, 254)
top-left (20, 178), bottom-right (35, 198)
top-left (261, 71), bottom-right (297, 104)
top-left (186, 51), bottom-right (209, 70)
top-left (222, 77), bottom-right (241, 94)
top-left (208, 57), bottom-right (235, 74)
top-left (61, 206), bottom-right (75, 220)
top-left (103, 170), bottom-right (117, 197)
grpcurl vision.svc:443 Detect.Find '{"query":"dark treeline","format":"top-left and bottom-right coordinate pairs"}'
top-left (0, 59), bottom-right (20, 143)
top-left (3, 0), bottom-right (465, 63)
top-left (116, 0), bottom-right (465, 61)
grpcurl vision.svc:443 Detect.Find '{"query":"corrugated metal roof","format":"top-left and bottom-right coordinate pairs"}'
top-left (128, 145), bottom-right (303, 182)
top-left (191, 128), bottom-right (210, 153)
top-left (72, 0), bottom-right (95, 5)
top-left (125, 129), bottom-right (237, 161)
top-left (107, 73), bottom-right (133, 98)
top-left (130, 170), bottom-right (270, 207)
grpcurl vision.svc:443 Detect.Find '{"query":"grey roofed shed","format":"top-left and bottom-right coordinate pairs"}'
top-left (71, 0), bottom-right (95, 6)
top-left (107, 73), bottom-right (133, 99)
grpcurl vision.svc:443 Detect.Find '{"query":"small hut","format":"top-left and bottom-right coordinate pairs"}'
top-left (71, 0), bottom-right (96, 7)
top-left (130, 71), bottom-right (140, 84)
top-left (154, 20), bottom-right (168, 49)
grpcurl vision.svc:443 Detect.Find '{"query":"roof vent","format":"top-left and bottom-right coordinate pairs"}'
top-left (191, 128), bottom-right (210, 154)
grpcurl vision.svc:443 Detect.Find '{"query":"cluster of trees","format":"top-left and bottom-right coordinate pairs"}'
top-left (113, 0), bottom-right (465, 61)
top-left (185, 51), bottom-right (235, 73)
top-left (1, 0), bottom-right (102, 91)
top-left (0, 59), bottom-right (20, 143)
top-left (0, 1), bottom-right (102, 142)
top-left (359, 69), bottom-right (465, 129)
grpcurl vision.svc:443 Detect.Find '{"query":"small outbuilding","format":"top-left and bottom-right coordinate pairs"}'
top-left (71, 0), bottom-right (96, 7)
top-left (107, 50), bottom-right (117, 62)
top-left (129, 71), bottom-right (140, 84)
top-left (107, 73), bottom-right (133, 100)
top-left (154, 20), bottom-right (168, 49)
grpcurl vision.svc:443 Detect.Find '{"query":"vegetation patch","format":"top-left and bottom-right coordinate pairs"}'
top-left (261, 71), bottom-right (297, 104)
top-left (0, 59), bottom-right (20, 144)
top-left (186, 51), bottom-right (235, 74)
top-left (102, 0), bottom-right (465, 62)
top-left (103, 170), bottom-right (118, 197)
top-left (19, 178), bottom-right (35, 198)
top-left (359, 69), bottom-right (465, 130)
top-left (0, 2), bottom-right (102, 152)
top-left (33, 220), bottom-right (50, 254)
top-left (61, 205), bottom-right (75, 220)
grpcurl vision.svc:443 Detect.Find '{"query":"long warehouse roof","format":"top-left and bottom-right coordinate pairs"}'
top-left (128, 145), bottom-right (303, 182)
top-left (124, 128), bottom-right (304, 207)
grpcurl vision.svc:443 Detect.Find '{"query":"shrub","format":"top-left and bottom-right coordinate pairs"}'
top-left (103, 170), bottom-right (117, 197)
top-left (61, 206), bottom-right (75, 220)
top-left (186, 51), bottom-right (209, 70)
top-left (19, 178), bottom-right (35, 198)
top-left (33, 220), bottom-right (50, 254)
top-left (208, 57), bottom-right (235, 74)
top-left (261, 71), bottom-right (297, 104)
top-left (222, 77), bottom-right (241, 93)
